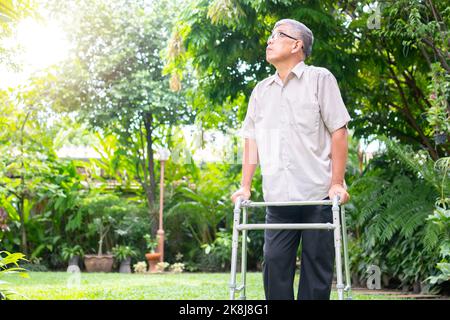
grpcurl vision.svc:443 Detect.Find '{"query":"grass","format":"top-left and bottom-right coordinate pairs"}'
top-left (4, 272), bottom-right (404, 300)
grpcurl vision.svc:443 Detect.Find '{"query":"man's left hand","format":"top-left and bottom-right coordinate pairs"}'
top-left (328, 184), bottom-right (350, 204)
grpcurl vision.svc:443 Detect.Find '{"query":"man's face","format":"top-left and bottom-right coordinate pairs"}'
top-left (266, 25), bottom-right (302, 65)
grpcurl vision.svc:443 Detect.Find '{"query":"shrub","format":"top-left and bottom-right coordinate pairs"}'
top-left (0, 251), bottom-right (29, 300)
top-left (156, 262), bottom-right (170, 273)
top-left (169, 262), bottom-right (185, 273)
top-left (133, 261), bottom-right (147, 274)
top-left (347, 139), bottom-right (447, 291)
top-left (112, 245), bottom-right (137, 262)
top-left (426, 201), bottom-right (450, 292)
top-left (61, 245), bottom-right (84, 261)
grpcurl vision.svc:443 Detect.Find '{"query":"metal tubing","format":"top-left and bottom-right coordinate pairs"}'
top-left (340, 205), bottom-right (352, 299)
top-left (332, 196), bottom-right (344, 300)
top-left (237, 223), bottom-right (335, 231)
top-left (229, 197), bottom-right (242, 300)
top-left (229, 195), bottom-right (350, 301)
top-left (242, 200), bottom-right (332, 207)
top-left (239, 207), bottom-right (248, 300)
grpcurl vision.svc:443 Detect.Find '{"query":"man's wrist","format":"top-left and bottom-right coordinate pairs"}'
top-left (331, 180), bottom-right (344, 187)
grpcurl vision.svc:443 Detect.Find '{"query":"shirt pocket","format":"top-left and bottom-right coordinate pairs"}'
top-left (288, 102), bottom-right (320, 134)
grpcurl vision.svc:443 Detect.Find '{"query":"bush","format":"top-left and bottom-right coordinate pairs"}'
top-left (133, 261), bottom-right (147, 274)
top-left (112, 245), bottom-right (137, 262)
top-left (0, 251), bottom-right (29, 300)
top-left (200, 231), bottom-right (232, 271)
top-left (426, 202), bottom-right (450, 292)
top-left (61, 245), bottom-right (84, 261)
top-left (347, 140), bottom-right (447, 291)
top-left (79, 193), bottom-right (151, 257)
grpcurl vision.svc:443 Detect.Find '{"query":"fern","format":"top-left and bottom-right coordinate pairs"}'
top-left (347, 140), bottom-right (447, 287)
top-left (0, 251), bottom-right (29, 300)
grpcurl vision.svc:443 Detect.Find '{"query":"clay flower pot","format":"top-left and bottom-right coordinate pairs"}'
top-left (145, 252), bottom-right (162, 273)
top-left (84, 254), bottom-right (114, 273)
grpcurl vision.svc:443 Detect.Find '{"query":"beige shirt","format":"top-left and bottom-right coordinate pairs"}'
top-left (241, 61), bottom-right (351, 202)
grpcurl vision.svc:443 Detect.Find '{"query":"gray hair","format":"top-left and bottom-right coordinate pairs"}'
top-left (274, 19), bottom-right (314, 58)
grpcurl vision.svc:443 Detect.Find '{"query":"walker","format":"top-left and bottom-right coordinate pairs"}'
top-left (229, 195), bottom-right (352, 300)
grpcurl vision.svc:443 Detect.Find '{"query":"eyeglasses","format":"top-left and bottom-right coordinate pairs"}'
top-left (267, 31), bottom-right (299, 43)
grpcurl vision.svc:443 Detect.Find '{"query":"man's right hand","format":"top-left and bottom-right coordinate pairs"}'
top-left (231, 187), bottom-right (251, 204)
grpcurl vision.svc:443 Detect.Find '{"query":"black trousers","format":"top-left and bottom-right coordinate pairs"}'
top-left (262, 198), bottom-right (335, 300)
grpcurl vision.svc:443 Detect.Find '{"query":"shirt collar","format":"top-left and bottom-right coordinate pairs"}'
top-left (269, 61), bottom-right (307, 86)
top-left (291, 60), bottom-right (307, 78)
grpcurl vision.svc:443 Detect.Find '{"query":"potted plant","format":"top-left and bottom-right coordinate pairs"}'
top-left (112, 245), bottom-right (137, 273)
top-left (144, 234), bottom-right (160, 273)
top-left (84, 217), bottom-right (115, 272)
top-left (61, 245), bottom-right (84, 270)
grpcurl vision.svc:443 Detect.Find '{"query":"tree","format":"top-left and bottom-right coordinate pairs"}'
top-left (0, 87), bottom-right (58, 255)
top-left (344, 0), bottom-right (449, 159)
top-left (166, 0), bottom-right (360, 128)
top-left (44, 0), bottom-right (194, 229)
top-left (168, 0), bottom-right (449, 158)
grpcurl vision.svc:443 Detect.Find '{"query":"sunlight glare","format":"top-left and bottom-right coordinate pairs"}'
top-left (16, 18), bottom-right (69, 70)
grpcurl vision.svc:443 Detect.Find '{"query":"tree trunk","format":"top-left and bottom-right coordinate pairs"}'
top-left (19, 116), bottom-right (29, 256)
top-left (18, 196), bottom-right (28, 256)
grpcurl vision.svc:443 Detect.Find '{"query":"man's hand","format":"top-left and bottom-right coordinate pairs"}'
top-left (328, 184), bottom-right (350, 204)
top-left (231, 187), bottom-right (251, 204)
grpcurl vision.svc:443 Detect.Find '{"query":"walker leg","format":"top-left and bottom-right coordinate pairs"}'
top-left (229, 197), bottom-right (242, 300)
top-left (239, 207), bottom-right (248, 300)
top-left (332, 196), bottom-right (344, 300)
top-left (340, 205), bottom-right (352, 299)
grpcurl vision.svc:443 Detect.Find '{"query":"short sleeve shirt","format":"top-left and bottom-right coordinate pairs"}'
top-left (240, 61), bottom-right (351, 202)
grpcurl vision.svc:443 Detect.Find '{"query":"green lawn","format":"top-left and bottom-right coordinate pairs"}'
top-left (4, 272), bottom-right (406, 300)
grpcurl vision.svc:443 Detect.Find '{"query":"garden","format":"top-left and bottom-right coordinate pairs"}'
top-left (0, 0), bottom-right (449, 301)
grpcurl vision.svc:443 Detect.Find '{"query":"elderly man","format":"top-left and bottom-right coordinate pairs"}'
top-left (231, 19), bottom-right (351, 300)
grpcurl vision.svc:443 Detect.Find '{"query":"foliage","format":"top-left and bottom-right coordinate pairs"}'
top-left (163, 159), bottom-right (242, 269)
top-left (347, 137), bottom-right (448, 290)
top-left (200, 230), bottom-right (232, 271)
top-left (427, 63), bottom-right (450, 137)
top-left (161, 133), bottom-right (267, 270)
top-left (156, 261), bottom-right (170, 273)
top-left (0, 88), bottom-right (86, 263)
top-left (112, 245), bottom-right (137, 262)
top-left (165, 162), bottom-right (232, 246)
top-left (425, 156), bottom-right (450, 289)
top-left (143, 234), bottom-right (159, 253)
top-left (80, 193), bottom-right (127, 255)
top-left (61, 245), bottom-right (84, 261)
top-left (133, 261), bottom-right (147, 274)
top-left (0, 251), bottom-right (29, 300)
top-left (1, 0), bottom-right (448, 288)
top-left (44, 0), bottom-right (194, 214)
top-left (169, 262), bottom-right (185, 273)
top-left (427, 206), bottom-right (450, 286)
top-left (169, 0), bottom-right (449, 158)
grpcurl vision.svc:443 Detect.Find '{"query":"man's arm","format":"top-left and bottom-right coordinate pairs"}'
top-left (328, 126), bottom-right (350, 203)
top-left (241, 138), bottom-right (258, 188)
top-left (231, 138), bottom-right (258, 203)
